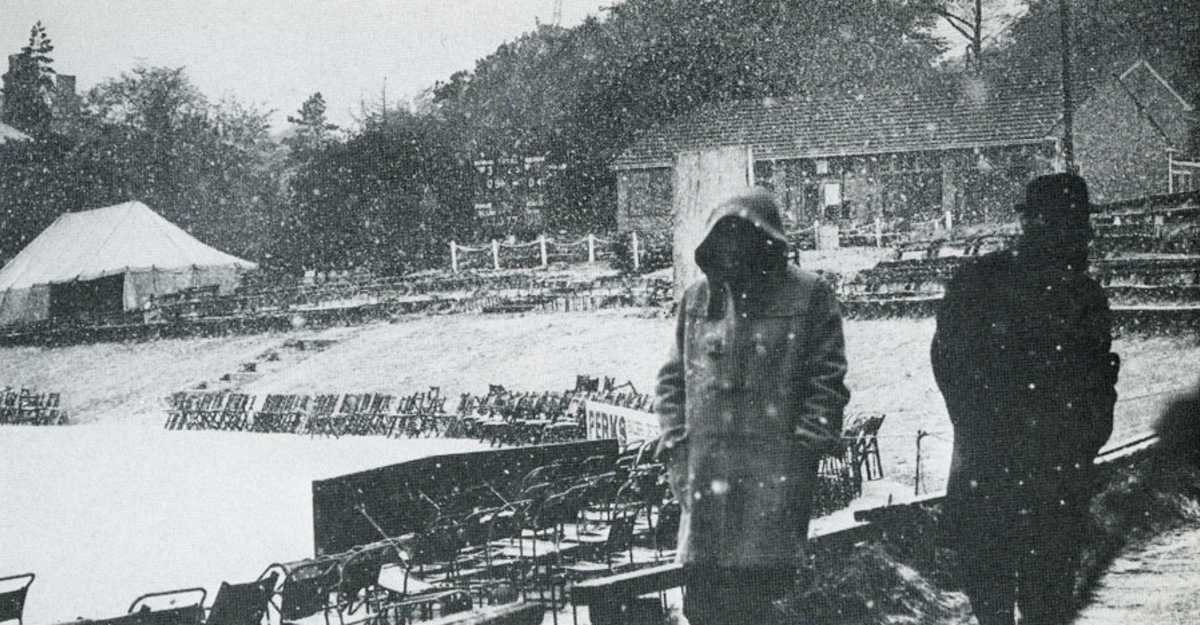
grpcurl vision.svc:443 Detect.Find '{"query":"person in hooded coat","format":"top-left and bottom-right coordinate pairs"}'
top-left (931, 173), bottom-right (1120, 625)
top-left (655, 188), bottom-right (850, 625)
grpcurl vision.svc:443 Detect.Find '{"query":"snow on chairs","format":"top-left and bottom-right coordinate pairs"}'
top-left (0, 388), bottom-right (68, 426)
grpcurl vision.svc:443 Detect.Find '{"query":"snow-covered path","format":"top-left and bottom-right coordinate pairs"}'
top-left (1074, 522), bottom-right (1200, 625)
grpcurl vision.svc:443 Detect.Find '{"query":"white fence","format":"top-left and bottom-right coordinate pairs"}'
top-left (450, 232), bottom-right (645, 273)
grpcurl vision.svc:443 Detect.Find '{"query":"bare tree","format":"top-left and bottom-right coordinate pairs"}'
top-left (923, 0), bottom-right (1022, 72)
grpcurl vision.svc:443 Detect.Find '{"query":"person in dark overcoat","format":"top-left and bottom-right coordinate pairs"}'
top-left (655, 188), bottom-right (850, 625)
top-left (931, 173), bottom-right (1120, 625)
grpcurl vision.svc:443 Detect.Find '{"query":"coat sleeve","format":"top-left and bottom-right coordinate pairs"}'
top-left (654, 298), bottom-right (688, 462)
top-left (1077, 281), bottom-right (1119, 457)
top-left (931, 270), bottom-right (969, 425)
top-left (797, 279), bottom-right (850, 449)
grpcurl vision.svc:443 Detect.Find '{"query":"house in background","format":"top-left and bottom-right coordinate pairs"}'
top-left (1075, 60), bottom-right (1196, 199)
top-left (612, 60), bottom-right (1195, 234)
top-left (1, 53), bottom-right (82, 137)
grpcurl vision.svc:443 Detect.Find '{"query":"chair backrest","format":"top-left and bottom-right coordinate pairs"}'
top-left (536, 490), bottom-right (580, 528)
top-left (312, 395), bottom-right (338, 416)
top-left (126, 587), bottom-right (207, 625)
top-left (412, 518), bottom-right (464, 566)
top-left (862, 414), bottom-right (886, 437)
top-left (604, 511), bottom-right (639, 557)
top-left (459, 507), bottom-right (502, 547)
top-left (258, 395), bottom-right (280, 413)
top-left (581, 455), bottom-right (612, 477)
top-left (0, 573), bottom-right (34, 625)
top-left (654, 501), bottom-right (682, 546)
top-left (369, 394), bottom-right (393, 414)
top-left (265, 560), bottom-right (338, 621)
top-left (205, 574), bottom-right (276, 625)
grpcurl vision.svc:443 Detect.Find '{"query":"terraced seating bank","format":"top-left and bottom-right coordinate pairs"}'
top-left (840, 191), bottom-right (1200, 323)
top-left (0, 271), bottom-right (674, 348)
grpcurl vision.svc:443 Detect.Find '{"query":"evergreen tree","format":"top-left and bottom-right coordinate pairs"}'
top-left (1, 21), bottom-right (57, 135)
top-left (284, 92), bottom-right (339, 158)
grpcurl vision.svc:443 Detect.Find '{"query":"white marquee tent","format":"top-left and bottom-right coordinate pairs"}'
top-left (0, 201), bottom-right (257, 325)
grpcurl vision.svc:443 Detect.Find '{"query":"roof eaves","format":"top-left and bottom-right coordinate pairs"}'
top-left (1120, 59), bottom-right (1195, 111)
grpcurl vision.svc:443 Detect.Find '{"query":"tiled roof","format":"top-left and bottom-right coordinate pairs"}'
top-left (613, 70), bottom-right (1068, 169)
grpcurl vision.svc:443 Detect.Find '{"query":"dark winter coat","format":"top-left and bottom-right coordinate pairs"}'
top-left (931, 249), bottom-right (1119, 539)
top-left (654, 193), bottom-right (850, 567)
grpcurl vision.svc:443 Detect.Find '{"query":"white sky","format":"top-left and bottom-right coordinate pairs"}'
top-left (0, 0), bottom-right (608, 128)
top-left (1, 0), bottom-right (1008, 130)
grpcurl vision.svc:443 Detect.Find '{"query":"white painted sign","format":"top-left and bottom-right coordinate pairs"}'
top-left (584, 400), bottom-right (660, 445)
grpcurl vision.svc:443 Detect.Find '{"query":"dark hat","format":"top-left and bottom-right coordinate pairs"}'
top-left (1014, 173), bottom-right (1094, 223)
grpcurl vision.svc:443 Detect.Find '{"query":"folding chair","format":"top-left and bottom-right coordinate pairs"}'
top-left (205, 573), bottom-right (277, 625)
top-left (261, 559), bottom-right (340, 625)
top-left (126, 587), bottom-right (207, 625)
top-left (307, 395), bottom-right (340, 437)
top-left (282, 395), bottom-right (309, 434)
top-left (219, 394), bottom-right (255, 431)
top-left (375, 561), bottom-right (471, 623)
top-left (560, 510), bottom-right (643, 625)
top-left (341, 394), bottom-right (375, 437)
top-left (12, 390), bottom-right (35, 425)
top-left (366, 394), bottom-right (394, 436)
top-left (0, 573), bottom-right (34, 625)
top-left (856, 414), bottom-right (886, 481)
top-left (1, 390), bottom-right (20, 424)
top-left (197, 393), bottom-right (230, 431)
top-left (164, 393), bottom-right (194, 430)
top-left (41, 392), bottom-right (64, 425)
top-left (250, 395), bottom-right (281, 433)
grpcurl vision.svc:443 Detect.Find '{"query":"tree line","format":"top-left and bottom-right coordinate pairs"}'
top-left (1, 1), bottom-right (1194, 274)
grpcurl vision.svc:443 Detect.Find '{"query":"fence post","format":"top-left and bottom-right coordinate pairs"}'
top-left (587, 234), bottom-right (596, 264)
top-left (874, 216), bottom-right (883, 248)
top-left (914, 430), bottom-right (929, 496)
top-left (944, 209), bottom-right (954, 231)
top-left (813, 219), bottom-right (820, 249)
top-left (631, 231), bottom-right (640, 272)
top-left (539, 234), bottom-right (548, 268)
top-left (491, 239), bottom-right (500, 271)
top-left (450, 241), bottom-right (459, 273)
top-left (1168, 150), bottom-right (1174, 194)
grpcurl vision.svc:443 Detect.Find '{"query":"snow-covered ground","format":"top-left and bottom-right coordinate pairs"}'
top-left (1, 310), bottom-right (1194, 624)
top-left (0, 424), bottom-right (483, 624)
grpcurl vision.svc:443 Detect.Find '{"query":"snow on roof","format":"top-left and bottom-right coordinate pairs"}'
top-left (0, 201), bottom-right (257, 290)
top-left (613, 68), bottom-right (1069, 169)
top-left (0, 120), bottom-right (31, 144)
